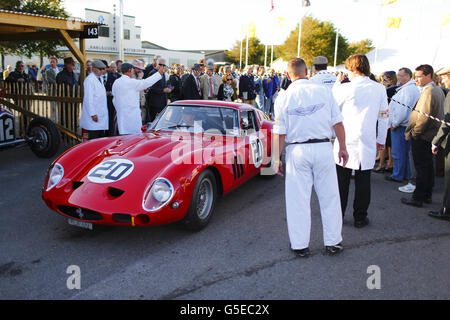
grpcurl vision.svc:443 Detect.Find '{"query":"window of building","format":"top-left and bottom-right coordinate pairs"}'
top-left (99, 26), bottom-right (109, 38)
top-left (124, 29), bottom-right (130, 40)
top-left (136, 34), bottom-right (140, 39)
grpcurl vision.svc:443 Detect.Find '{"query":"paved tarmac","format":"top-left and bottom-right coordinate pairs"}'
top-left (1, 143), bottom-right (449, 300)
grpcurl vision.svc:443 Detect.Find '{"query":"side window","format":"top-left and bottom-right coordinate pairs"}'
top-left (220, 108), bottom-right (240, 135)
top-left (241, 111), bottom-right (259, 133)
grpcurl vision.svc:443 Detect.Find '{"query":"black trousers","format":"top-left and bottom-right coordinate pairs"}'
top-left (87, 130), bottom-right (108, 140)
top-left (336, 165), bottom-right (371, 222)
top-left (411, 138), bottom-right (434, 202)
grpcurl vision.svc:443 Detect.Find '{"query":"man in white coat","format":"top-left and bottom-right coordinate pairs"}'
top-left (112, 62), bottom-right (166, 135)
top-left (80, 60), bottom-right (109, 140)
top-left (332, 54), bottom-right (389, 228)
top-left (274, 58), bottom-right (349, 257)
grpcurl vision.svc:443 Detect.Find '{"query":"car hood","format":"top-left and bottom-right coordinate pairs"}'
top-left (56, 132), bottom-right (211, 187)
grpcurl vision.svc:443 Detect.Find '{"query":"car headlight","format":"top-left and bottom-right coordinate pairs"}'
top-left (142, 178), bottom-right (174, 212)
top-left (46, 163), bottom-right (64, 191)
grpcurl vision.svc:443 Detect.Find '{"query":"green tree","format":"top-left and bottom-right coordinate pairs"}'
top-left (225, 37), bottom-right (274, 67)
top-left (0, 0), bottom-right (69, 64)
top-left (348, 38), bottom-right (374, 55)
top-left (278, 16), bottom-right (351, 66)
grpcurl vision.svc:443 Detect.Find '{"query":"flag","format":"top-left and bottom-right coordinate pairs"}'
top-left (386, 17), bottom-right (401, 28)
top-left (270, 0), bottom-right (274, 12)
top-left (275, 17), bottom-right (286, 29)
top-left (246, 21), bottom-right (256, 38)
top-left (443, 14), bottom-right (450, 26)
top-left (381, 0), bottom-right (397, 5)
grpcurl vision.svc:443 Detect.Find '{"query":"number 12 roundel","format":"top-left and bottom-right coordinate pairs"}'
top-left (87, 159), bottom-right (134, 184)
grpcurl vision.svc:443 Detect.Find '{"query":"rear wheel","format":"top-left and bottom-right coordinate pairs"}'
top-left (183, 169), bottom-right (217, 231)
top-left (27, 117), bottom-right (60, 158)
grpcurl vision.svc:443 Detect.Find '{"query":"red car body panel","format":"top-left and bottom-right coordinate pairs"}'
top-left (42, 101), bottom-right (274, 227)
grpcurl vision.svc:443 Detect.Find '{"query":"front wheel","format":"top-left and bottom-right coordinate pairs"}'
top-left (182, 169), bottom-right (217, 231)
top-left (27, 117), bottom-right (60, 158)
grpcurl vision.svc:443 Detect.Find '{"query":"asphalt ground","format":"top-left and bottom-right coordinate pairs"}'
top-left (1, 143), bottom-right (450, 301)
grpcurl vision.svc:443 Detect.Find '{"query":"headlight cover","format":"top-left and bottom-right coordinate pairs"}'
top-left (46, 163), bottom-right (64, 191)
top-left (142, 178), bottom-right (174, 212)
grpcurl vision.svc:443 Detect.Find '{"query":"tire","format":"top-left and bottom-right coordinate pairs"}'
top-left (27, 117), bottom-right (60, 158)
top-left (183, 169), bottom-right (217, 231)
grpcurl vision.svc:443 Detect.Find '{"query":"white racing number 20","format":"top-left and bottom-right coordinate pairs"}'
top-left (87, 159), bottom-right (134, 184)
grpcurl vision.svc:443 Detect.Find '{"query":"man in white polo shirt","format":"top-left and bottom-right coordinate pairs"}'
top-left (273, 58), bottom-right (348, 258)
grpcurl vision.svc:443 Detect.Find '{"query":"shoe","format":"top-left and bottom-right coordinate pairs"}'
top-left (354, 217), bottom-right (369, 228)
top-left (428, 210), bottom-right (450, 221)
top-left (424, 197), bottom-right (432, 204)
top-left (401, 197), bottom-right (423, 207)
top-left (385, 166), bottom-right (393, 173)
top-left (399, 183), bottom-right (416, 193)
top-left (385, 175), bottom-right (403, 183)
top-left (292, 247), bottom-right (310, 258)
top-left (372, 167), bottom-right (385, 173)
top-left (325, 243), bottom-right (344, 255)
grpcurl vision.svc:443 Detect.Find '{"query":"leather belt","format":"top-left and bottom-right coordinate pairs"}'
top-left (290, 138), bottom-right (330, 144)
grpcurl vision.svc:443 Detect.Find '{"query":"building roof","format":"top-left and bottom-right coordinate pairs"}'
top-left (0, 9), bottom-right (100, 25)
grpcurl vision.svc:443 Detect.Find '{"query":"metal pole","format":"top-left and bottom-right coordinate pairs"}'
top-left (264, 44), bottom-right (268, 68)
top-left (334, 28), bottom-right (339, 68)
top-left (297, 19), bottom-right (302, 57)
top-left (271, 45), bottom-right (274, 66)
top-left (119, 0), bottom-right (124, 61)
top-left (245, 33), bottom-right (249, 67)
top-left (239, 37), bottom-right (243, 69)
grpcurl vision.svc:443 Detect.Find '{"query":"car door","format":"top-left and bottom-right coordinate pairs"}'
top-left (240, 110), bottom-right (264, 178)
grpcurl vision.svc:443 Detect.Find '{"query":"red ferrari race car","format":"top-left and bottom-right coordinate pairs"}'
top-left (42, 100), bottom-right (275, 231)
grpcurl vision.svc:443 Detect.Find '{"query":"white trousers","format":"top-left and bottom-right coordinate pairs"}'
top-left (285, 142), bottom-right (343, 249)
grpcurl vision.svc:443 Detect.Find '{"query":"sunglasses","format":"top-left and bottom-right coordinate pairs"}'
top-left (382, 78), bottom-right (389, 82)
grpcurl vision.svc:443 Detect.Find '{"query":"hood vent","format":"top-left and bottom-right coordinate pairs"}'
top-left (108, 187), bottom-right (125, 198)
top-left (72, 181), bottom-right (84, 190)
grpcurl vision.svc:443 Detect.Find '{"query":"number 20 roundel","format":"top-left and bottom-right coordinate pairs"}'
top-left (87, 159), bottom-right (134, 184)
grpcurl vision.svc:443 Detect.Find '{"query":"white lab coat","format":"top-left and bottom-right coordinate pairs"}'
top-left (80, 73), bottom-right (108, 131)
top-left (309, 71), bottom-right (337, 89)
top-left (112, 72), bottom-right (163, 134)
top-left (332, 76), bottom-right (389, 170)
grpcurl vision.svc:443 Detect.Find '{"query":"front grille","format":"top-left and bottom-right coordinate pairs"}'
top-left (58, 205), bottom-right (103, 221)
top-left (113, 213), bottom-right (132, 223)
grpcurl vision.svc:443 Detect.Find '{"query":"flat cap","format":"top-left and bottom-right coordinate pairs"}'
top-left (436, 66), bottom-right (450, 76)
top-left (192, 63), bottom-right (203, 70)
top-left (121, 62), bottom-right (134, 73)
top-left (64, 57), bottom-right (75, 65)
top-left (313, 56), bottom-right (328, 65)
top-left (91, 60), bottom-right (107, 69)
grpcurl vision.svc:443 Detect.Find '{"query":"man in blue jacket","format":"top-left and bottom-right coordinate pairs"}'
top-left (263, 69), bottom-right (280, 120)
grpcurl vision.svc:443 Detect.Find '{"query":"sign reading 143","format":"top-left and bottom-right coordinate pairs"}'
top-left (87, 159), bottom-right (134, 183)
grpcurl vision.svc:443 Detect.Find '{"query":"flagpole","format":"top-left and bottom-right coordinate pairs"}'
top-left (271, 45), bottom-right (274, 66)
top-left (333, 27), bottom-right (339, 68)
top-left (264, 44), bottom-right (268, 68)
top-left (245, 32), bottom-right (249, 67)
top-left (239, 29), bottom-right (243, 69)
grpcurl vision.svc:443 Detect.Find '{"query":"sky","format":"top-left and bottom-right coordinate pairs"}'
top-left (63, 0), bottom-right (449, 51)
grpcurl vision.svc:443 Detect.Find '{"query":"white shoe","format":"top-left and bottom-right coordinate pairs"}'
top-left (398, 183), bottom-right (416, 193)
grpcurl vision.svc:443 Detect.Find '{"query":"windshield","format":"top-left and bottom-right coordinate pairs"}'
top-left (151, 105), bottom-right (240, 135)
